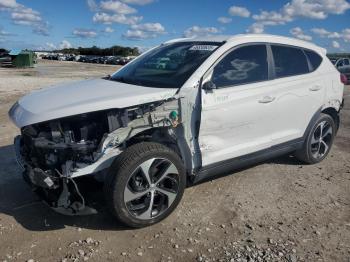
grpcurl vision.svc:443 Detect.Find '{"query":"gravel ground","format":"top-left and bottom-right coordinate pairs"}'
top-left (0, 60), bottom-right (349, 262)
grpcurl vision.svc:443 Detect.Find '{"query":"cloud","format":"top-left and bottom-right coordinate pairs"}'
top-left (87, 0), bottom-right (98, 11)
top-left (93, 12), bottom-right (142, 25)
top-left (342, 28), bottom-right (350, 42)
top-left (45, 42), bottom-right (56, 50)
top-left (59, 40), bottom-right (72, 49)
top-left (130, 22), bottom-right (165, 33)
top-left (120, 0), bottom-right (154, 5)
top-left (123, 22), bottom-right (165, 40)
top-left (100, 0), bottom-right (137, 14)
top-left (0, 0), bottom-right (18, 9)
top-left (328, 32), bottom-right (341, 38)
top-left (332, 40), bottom-right (340, 48)
top-left (0, 27), bottom-right (12, 37)
top-left (311, 27), bottom-right (341, 38)
top-left (0, 26), bottom-right (15, 42)
top-left (73, 29), bottom-right (98, 38)
top-left (183, 26), bottom-right (220, 38)
top-left (246, 23), bottom-right (264, 34)
top-left (250, 0), bottom-right (350, 33)
top-left (0, 0), bottom-right (50, 36)
top-left (123, 29), bottom-right (151, 40)
top-left (290, 27), bottom-right (312, 41)
top-left (217, 16), bottom-right (232, 24)
top-left (103, 26), bottom-right (114, 33)
top-left (40, 41), bottom-right (72, 50)
top-left (229, 6), bottom-right (251, 18)
top-left (283, 0), bottom-right (350, 20)
top-left (311, 27), bottom-right (331, 37)
top-left (90, 0), bottom-right (146, 26)
top-left (32, 21), bottom-right (50, 36)
top-left (0, 30), bottom-right (8, 36)
top-left (134, 45), bottom-right (151, 53)
top-left (311, 27), bottom-right (350, 42)
top-left (252, 11), bottom-right (292, 26)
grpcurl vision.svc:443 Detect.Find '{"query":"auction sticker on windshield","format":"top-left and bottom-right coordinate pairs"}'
top-left (189, 45), bottom-right (218, 51)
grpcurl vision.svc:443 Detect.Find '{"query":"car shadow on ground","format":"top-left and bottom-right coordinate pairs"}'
top-left (0, 144), bottom-right (129, 232)
top-left (0, 143), bottom-right (301, 232)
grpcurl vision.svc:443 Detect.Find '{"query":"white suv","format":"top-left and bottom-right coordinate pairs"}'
top-left (9, 34), bottom-right (345, 227)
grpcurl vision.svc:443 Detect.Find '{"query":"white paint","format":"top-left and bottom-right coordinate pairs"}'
top-left (176, 34), bottom-right (343, 167)
top-left (9, 79), bottom-right (177, 128)
top-left (9, 33), bottom-right (344, 174)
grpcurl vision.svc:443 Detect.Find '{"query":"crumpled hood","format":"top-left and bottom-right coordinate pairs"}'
top-left (9, 79), bottom-right (177, 128)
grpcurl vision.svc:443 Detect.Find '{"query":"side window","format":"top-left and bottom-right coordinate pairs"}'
top-left (271, 45), bottom-right (309, 78)
top-left (344, 59), bottom-right (350, 66)
top-left (337, 59), bottom-right (344, 67)
top-left (212, 45), bottom-right (268, 88)
top-left (304, 49), bottom-right (323, 71)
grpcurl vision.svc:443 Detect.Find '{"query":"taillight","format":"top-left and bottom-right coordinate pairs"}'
top-left (340, 74), bottom-right (347, 84)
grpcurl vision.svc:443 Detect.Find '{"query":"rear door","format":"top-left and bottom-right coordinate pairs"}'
top-left (266, 45), bottom-right (326, 145)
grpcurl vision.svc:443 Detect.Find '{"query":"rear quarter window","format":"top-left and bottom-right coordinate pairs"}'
top-left (304, 50), bottom-right (323, 71)
top-left (271, 45), bottom-right (309, 78)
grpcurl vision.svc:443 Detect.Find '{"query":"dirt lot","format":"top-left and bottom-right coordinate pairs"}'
top-left (0, 60), bottom-right (349, 262)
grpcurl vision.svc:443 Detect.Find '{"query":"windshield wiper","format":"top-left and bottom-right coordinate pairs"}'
top-left (111, 76), bottom-right (128, 83)
top-left (111, 76), bottom-right (146, 86)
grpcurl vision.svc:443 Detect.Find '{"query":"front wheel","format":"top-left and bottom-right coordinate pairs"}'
top-left (104, 142), bottom-right (186, 228)
top-left (295, 113), bottom-right (336, 164)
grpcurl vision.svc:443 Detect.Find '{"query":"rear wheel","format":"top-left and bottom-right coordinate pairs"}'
top-left (105, 142), bottom-right (186, 228)
top-left (295, 113), bottom-right (335, 164)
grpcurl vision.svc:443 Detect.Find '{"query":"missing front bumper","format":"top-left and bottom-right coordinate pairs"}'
top-left (14, 136), bottom-right (97, 215)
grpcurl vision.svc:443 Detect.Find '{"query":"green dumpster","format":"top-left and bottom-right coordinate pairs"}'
top-left (12, 51), bottom-right (35, 68)
top-left (9, 49), bottom-right (36, 67)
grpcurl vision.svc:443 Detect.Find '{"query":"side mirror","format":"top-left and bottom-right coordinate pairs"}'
top-left (202, 80), bottom-right (216, 90)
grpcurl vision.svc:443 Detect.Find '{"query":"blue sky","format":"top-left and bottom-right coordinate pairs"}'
top-left (0, 0), bottom-right (349, 52)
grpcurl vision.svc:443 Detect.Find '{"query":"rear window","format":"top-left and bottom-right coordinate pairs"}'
top-left (304, 50), bottom-right (322, 71)
top-left (271, 45), bottom-right (309, 78)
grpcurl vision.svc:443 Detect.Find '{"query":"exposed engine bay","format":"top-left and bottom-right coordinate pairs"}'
top-left (15, 98), bottom-right (185, 215)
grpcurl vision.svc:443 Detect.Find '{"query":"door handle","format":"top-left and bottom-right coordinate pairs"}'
top-left (258, 96), bottom-right (275, 103)
top-left (309, 85), bottom-right (322, 91)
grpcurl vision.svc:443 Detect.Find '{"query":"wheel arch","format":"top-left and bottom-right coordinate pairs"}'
top-left (123, 126), bottom-right (193, 175)
top-left (321, 106), bottom-right (340, 131)
top-left (124, 127), bottom-right (178, 152)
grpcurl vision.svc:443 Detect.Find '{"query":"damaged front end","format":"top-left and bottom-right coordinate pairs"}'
top-left (13, 98), bottom-right (182, 215)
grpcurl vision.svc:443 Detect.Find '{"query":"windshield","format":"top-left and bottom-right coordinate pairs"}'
top-left (111, 42), bottom-right (221, 88)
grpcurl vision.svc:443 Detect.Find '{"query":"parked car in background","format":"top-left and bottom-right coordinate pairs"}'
top-left (58, 55), bottom-right (67, 61)
top-left (65, 55), bottom-right (76, 61)
top-left (0, 53), bottom-right (12, 67)
top-left (105, 56), bottom-right (120, 65)
top-left (77, 55), bottom-right (88, 63)
top-left (330, 57), bottom-right (350, 84)
top-left (40, 53), bottom-right (136, 66)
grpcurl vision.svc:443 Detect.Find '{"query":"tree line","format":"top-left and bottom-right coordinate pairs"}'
top-left (59, 45), bottom-right (139, 56)
top-left (327, 53), bottom-right (350, 59)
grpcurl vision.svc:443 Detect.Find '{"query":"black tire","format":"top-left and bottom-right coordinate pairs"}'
top-left (295, 113), bottom-right (336, 164)
top-left (104, 142), bottom-right (186, 228)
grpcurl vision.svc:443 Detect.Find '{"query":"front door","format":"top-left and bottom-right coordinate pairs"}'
top-left (199, 44), bottom-right (275, 167)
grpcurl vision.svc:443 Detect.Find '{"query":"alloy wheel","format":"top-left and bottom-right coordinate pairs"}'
top-left (123, 158), bottom-right (180, 220)
top-left (310, 120), bottom-right (333, 159)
